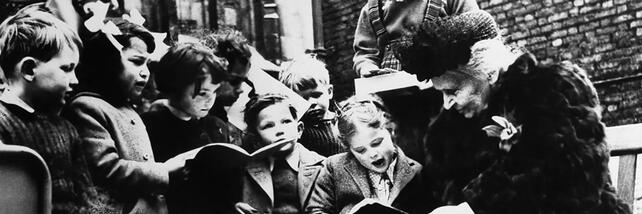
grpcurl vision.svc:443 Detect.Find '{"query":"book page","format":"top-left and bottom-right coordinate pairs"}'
top-left (348, 198), bottom-right (408, 214)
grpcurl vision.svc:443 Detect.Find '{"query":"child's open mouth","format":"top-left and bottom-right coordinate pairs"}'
top-left (372, 158), bottom-right (385, 168)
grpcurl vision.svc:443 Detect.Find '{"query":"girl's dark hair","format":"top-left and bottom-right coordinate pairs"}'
top-left (155, 43), bottom-right (226, 98)
top-left (336, 94), bottom-right (394, 148)
top-left (76, 17), bottom-right (155, 104)
top-left (243, 93), bottom-right (297, 135)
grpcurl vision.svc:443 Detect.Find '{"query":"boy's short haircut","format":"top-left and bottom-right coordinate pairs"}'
top-left (279, 56), bottom-right (330, 93)
top-left (0, 5), bottom-right (82, 81)
top-left (244, 93), bottom-right (297, 134)
top-left (155, 42), bottom-right (227, 97)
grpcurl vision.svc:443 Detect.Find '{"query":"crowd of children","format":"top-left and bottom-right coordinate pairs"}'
top-left (0, 0), bottom-right (633, 214)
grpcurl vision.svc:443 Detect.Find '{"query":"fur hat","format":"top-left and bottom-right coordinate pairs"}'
top-left (394, 10), bottom-right (502, 81)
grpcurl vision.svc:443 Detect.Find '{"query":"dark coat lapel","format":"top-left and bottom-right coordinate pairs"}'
top-left (246, 159), bottom-right (274, 204)
top-left (297, 144), bottom-right (325, 208)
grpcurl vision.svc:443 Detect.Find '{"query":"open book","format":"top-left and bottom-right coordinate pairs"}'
top-left (192, 139), bottom-right (295, 167)
top-left (354, 72), bottom-right (432, 95)
top-left (348, 198), bottom-right (408, 214)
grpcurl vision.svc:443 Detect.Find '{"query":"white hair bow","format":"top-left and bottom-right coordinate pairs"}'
top-left (83, 1), bottom-right (123, 51)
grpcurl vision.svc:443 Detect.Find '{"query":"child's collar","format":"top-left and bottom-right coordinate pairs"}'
top-left (0, 89), bottom-right (35, 114)
top-left (165, 101), bottom-right (194, 121)
top-left (269, 143), bottom-right (301, 172)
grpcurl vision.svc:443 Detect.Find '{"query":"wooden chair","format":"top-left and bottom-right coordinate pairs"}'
top-left (0, 144), bottom-right (52, 214)
top-left (606, 123), bottom-right (642, 209)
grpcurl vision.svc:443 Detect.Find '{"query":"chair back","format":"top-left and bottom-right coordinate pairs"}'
top-left (0, 144), bottom-right (52, 214)
top-left (606, 123), bottom-right (642, 209)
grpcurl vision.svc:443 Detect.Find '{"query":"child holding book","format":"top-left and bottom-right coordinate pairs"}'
top-left (235, 93), bottom-right (325, 214)
top-left (279, 57), bottom-right (345, 157)
top-left (63, 17), bottom-right (197, 213)
top-left (142, 42), bottom-right (227, 162)
top-left (305, 94), bottom-right (434, 214)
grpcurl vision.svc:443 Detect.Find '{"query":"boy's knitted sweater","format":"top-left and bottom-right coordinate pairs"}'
top-left (0, 101), bottom-right (101, 214)
top-left (300, 120), bottom-right (345, 157)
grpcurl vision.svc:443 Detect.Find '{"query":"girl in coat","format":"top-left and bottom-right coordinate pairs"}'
top-left (64, 18), bottom-right (197, 214)
top-left (306, 94), bottom-right (435, 214)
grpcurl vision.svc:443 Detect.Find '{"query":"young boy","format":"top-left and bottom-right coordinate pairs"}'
top-left (279, 57), bottom-right (345, 157)
top-left (0, 6), bottom-right (102, 213)
top-left (236, 93), bottom-right (325, 213)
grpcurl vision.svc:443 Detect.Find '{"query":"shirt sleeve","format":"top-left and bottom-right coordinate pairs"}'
top-left (447, 0), bottom-right (480, 15)
top-left (65, 99), bottom-right (169, 196)
top-left (353, 4), bottom-right (383, 77)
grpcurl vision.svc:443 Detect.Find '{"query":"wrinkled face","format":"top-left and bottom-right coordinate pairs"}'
top-left (215, 59), bottom-right (250, 107)
top-left (117, 37), bottom-right (150, 101)
top-left (298, 84), bottom-right (333, 117)
top-left (432, 71), bottom-right (491, 118)
top-left (255, 103), bottom-right (301, 150)
top-left (348, 124), bottom-right (397, 173)
top-left (173, 74), bottom-right (221, 119)
top-left (30, 46), bottom-right (79, 109)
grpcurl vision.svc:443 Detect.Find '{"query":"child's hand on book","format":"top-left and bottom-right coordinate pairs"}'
top-left (235, 202), bottom-right (258, 214)
top-left (164, 147), bottom-right (203, 173)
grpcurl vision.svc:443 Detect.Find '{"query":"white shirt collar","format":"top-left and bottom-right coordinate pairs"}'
top-left (386, 157), bottom-right (397, 181)
top-left (270, 143), bottom-right (301, 172)
top-left (0, 89), bottom-right (35, 114)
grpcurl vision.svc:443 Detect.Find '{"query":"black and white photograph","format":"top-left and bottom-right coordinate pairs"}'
top-left (0, 0), bottom-right (640, 213)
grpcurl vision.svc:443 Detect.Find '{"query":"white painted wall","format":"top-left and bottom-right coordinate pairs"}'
top-left (275, 0), bottom-right (315, 60)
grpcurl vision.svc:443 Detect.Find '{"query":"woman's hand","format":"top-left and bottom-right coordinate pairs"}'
top-left (235, 202), bottom-right (258, 214)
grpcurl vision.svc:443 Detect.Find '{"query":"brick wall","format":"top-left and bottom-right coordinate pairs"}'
top-left (321, 0), bottom-right (642, 125)
top-left (478, 0), bottom-right (642, 126)
top-left (321, 0), bottom-right (365, 101)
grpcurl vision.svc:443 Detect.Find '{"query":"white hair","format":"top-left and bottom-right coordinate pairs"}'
top-left (457, 38), bottom-right (519, 84)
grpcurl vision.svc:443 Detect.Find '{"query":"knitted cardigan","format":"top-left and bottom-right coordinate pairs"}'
top-left (300, 120), bottom-right (345, 157)
top-left (353, 0), bottom-right (479, 75)
top-left (0, 101), bottom-right (101, 214)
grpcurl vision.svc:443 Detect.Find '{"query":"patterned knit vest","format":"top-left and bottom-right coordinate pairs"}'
top-left (0, 101), bottom-right (100, 214)
top-left (271, 158), bottom-right (300, 214)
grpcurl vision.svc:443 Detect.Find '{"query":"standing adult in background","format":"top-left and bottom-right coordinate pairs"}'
top-left (353, 0), bottom-right (479, 77)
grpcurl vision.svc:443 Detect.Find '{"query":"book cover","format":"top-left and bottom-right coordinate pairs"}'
top-left (191, 139), bottom-right (295, 168)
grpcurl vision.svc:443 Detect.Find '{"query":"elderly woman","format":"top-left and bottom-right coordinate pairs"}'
top-left (395, 9), bottom-right (517, 206)
top-left (396, 9), bottom-right (630, 214)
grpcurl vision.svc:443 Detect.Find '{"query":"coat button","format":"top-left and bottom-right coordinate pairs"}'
top-left (143, 154), bottom-right (150, 161)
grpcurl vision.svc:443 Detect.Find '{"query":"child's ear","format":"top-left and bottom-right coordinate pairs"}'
top-left (17, 57), bottom-right (38, 82)
top-left (327, 84), bottom-right (334, 98)
top-left (297, 121), bottom-right (304, 138)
